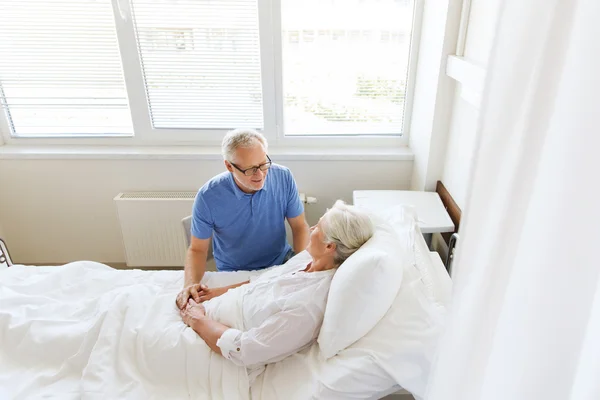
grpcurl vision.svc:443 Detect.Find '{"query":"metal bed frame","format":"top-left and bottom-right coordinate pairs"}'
top-left (0, 237), bottom-right (13, 268)
top-left (445, 233), bottom-right (459, 277)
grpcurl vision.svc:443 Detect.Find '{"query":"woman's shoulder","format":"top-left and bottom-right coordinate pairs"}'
top-left (254, 260), bottom-right (308, 283)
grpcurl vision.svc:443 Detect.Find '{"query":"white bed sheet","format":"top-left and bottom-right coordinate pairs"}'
top-left (0, 263), bottom-right (262, 399)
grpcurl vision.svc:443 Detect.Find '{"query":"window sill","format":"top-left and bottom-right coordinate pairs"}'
top-left (0, 145), bottom-right (414, 161)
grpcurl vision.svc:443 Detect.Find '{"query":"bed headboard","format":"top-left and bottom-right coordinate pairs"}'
top-left (435, 181), bottom-right (461, 273)
top-left (435, 181), bottom-right (461, 244)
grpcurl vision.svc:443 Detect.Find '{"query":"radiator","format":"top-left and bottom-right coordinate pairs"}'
top-left (114, 192), bottom-right (196, 267)
top-left (114, 191), bottom-right (316, 268)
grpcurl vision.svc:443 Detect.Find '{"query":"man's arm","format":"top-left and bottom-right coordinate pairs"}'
top-left (184, 236), bottom-right (210, 288)
top-left (176, 236), bottom-right (210, 309)
top-left (287, 212), bottom-right (310, 253)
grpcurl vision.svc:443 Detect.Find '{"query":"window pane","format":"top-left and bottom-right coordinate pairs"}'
top-left (0, 0), bottom-right (132, 137)
top-left (281, 0), bottom-right (415, 136)
top-left (131, 0), bottom-right (264, 130)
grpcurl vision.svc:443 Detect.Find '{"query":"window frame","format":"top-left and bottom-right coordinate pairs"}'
top-left (0, 0), bottom-right (423, 149)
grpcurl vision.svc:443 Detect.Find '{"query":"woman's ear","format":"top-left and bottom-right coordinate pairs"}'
top-left (325, 242), bottom-right (337, 255)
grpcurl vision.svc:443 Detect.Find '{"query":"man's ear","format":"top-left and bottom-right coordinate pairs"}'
top-left (224, 160), bottom-right (234, 173)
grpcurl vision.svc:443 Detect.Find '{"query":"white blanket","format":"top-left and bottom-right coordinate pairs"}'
top-left (0, 262), bottom-right (265, 400)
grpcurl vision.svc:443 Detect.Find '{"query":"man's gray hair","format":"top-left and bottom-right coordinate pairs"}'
top-left (221, 128), bottom-right (268, 161)
top-left (321, 200), bottom-right (374, 266)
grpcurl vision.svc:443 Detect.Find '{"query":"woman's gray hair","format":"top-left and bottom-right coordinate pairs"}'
top-left (321, 200), bottom-right (374, 266)
top-left (221, 128), bottom-right (268, 161)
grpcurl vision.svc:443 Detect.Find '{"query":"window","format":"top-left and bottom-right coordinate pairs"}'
top-left (130, 0), bottom-right (264, 130)
top-left (0, 0), bottom-right (132, 137)
top-left (281, 0), bottom-right (415, 136)
top-left (0, 0), bottom-right (419, 142)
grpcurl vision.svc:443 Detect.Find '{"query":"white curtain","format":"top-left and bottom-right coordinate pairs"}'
top-left (426, 0), bottom-right (600, 399)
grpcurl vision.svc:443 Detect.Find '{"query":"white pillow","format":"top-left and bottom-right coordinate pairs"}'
top-left (386, 204), bottom-right (452, 308)
top-left (314, 273), bottom-right (446, 400)
top-left (314, 207), bottom-right (452, 400)
top-left (317, 213), bottom-right (414, 359)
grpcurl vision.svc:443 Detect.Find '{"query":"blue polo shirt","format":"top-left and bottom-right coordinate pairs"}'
top-left (191, 164), bottom-right (304, 272)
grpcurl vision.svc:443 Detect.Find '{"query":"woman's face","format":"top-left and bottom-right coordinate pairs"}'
top-left (306, 218), bottom-right (332, 258)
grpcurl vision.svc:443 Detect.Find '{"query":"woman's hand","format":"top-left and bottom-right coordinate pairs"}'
top-left (198, 285), bottom-right (229, 302)
top-left (178, 299), bottom-right (231, 357)
top-left (180, 299), bottom-right (206, 328)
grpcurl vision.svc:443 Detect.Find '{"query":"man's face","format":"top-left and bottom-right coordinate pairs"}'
top-left (226, 144), bottom-right (269, 193)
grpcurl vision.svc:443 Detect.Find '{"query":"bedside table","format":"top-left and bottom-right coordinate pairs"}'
top-left (353, 190), bottom-right (455, 246)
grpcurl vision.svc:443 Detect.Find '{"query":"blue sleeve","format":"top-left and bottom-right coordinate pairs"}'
top-left (191, 191), bottom-right (214, 239)
top-left (285, 169), bottom-right (304, 219)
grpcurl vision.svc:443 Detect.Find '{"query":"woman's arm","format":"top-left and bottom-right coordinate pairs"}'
top-left (180, 301), bottom-right (229, 355)
top-left (197, 280), bottom-right (249, 302)
top-left (182, 300), bottom-right (319, 367)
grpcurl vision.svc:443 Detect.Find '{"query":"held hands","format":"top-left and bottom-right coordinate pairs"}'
top-left (176, 283), bottom-right (202, 310)
top-left (180, 299), bottom-right (206, 327)
top-left (176, 284), bottom-right (229, 309)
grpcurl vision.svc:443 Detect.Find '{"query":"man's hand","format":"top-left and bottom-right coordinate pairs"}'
top-left (180, 299), bottom-right (206, 327)
top-left (176, 284), bottom-right (203, 310)
top-left (198, 285), bottom-right (229, 302)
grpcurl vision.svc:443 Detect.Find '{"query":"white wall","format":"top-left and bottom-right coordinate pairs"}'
top-left (440, 0), bottom-right (501, 209)
top-left (440, 91), bottom-right (480, 208)
top-left (429, 0), bottom-right (501, 258)
top-left (463, 0), bottom-right (502, 66)
top-left (408, 0), bottom-right (463, 192)
top-left (0, 158), bottom-right (412, 264)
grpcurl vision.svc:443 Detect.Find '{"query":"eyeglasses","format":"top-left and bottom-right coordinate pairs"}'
top-left (230, 155), bottom-right (272, 176)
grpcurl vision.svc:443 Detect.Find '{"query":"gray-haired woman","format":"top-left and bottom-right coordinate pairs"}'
top-left (180, 200), bottom-right (374, 382)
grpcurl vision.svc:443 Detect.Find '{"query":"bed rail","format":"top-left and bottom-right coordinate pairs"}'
top-left (445, 233), bottom-right (459, 277)
top-left (0, 238), bottom-right (13, 268)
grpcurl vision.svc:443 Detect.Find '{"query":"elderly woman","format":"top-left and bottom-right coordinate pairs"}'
top-left (180, 200), bottom-right (373, 380)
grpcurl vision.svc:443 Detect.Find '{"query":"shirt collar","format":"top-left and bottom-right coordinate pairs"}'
top-left (299, 268), bottom-right (337, 278)
top-left (228, 172), bottom-right (269, 200)
top-left (295, 262), bottom-right (337, 277)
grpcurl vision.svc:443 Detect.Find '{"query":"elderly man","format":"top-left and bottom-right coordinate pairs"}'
top-left (176, 129), bottom-right (310, 309)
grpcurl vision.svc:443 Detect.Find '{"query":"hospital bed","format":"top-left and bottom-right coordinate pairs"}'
top-left (0, 206), bottom-right (453, 399)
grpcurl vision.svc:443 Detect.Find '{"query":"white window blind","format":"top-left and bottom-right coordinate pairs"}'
top-left (0, 0), bottom-right (133, 137)
top-left (281, 0), bottom-right (415, 136)
top-left (130, 0), bottom-right (264, 130)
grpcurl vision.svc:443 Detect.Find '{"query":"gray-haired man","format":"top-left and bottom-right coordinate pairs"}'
top-left (176, 129), bottom-right (310, 309)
